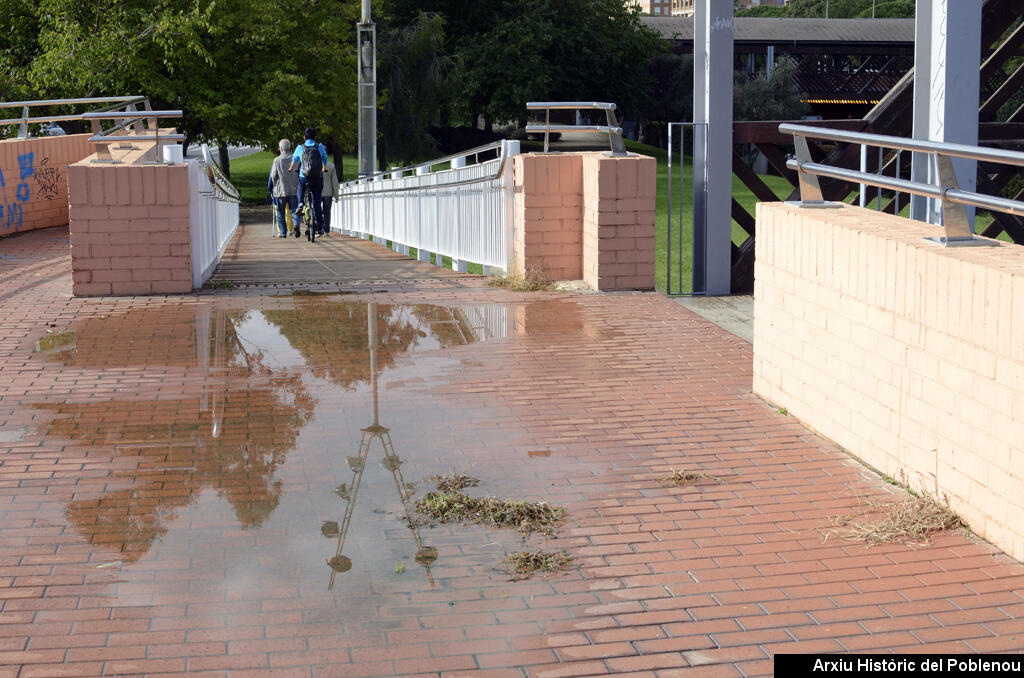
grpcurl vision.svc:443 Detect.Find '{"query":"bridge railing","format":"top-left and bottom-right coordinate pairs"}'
top-left (781, 123), bottom-right (1024, 246)
top-left (333, 139), bottom-right (520, 274)
top-left (189, 144), bottom-right (240, 288)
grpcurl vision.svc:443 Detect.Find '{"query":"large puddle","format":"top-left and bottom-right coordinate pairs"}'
top-left (25, 299), bottom-right (569, 599)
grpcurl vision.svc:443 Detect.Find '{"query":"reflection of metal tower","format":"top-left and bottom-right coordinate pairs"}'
top-left (326, 302), bottom-right (437, 589)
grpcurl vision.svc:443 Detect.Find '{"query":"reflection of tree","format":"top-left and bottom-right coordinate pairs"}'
top-left (37, 309), bottom-right (314, 562)
top-left (260, 301), bottom-right (482, 389)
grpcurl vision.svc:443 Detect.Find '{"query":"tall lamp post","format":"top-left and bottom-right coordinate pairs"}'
top-left (357, 0), bottom-right (377, 178)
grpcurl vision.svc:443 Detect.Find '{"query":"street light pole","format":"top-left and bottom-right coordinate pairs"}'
top-left (357, 0), bottom-right (377, 178)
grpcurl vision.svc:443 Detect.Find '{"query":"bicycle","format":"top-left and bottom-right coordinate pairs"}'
top-left (297, 185), bottom-right (319, 243)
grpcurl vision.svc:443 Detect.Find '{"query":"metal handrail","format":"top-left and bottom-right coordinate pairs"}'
top-left (526, 101), bottom-right (627, 156)
top-left (342, 140), bottom-right (503, 187)
top-left (339, 141), bottom-right (510, 195)
top-left (85, 110), bottom-right (184, 163)
top-left (0, 96), bottom-right (148, 138)
top-left (199, 144), bottom-right (241, 203)
top-left (781, 122), bottom-right (1024, 245)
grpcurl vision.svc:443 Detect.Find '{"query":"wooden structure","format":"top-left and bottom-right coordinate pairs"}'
top-left (728, 0), bottom-right (1024, 292)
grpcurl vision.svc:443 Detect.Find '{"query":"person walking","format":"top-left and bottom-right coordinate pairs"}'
top-left (320, 158), bottom-right (341, 236)
top-left (269, 139), bottom-right (299, 238)
top-left (290, 127), bottom-right (329, 241)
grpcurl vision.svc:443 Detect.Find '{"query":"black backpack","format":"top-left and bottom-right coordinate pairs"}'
top-left (300, 143), bottom-right (322, 176)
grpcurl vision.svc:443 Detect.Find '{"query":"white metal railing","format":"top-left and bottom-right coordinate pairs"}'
top-left (333, 140), bottom-right (520, 274)
top-left (781, 123), bottom-right (1024, 246)
top-left (189, 144), bottom-right (240, 288)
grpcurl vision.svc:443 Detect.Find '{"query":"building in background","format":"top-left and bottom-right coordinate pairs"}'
top-left (628, 0), bottom-right (672, 15)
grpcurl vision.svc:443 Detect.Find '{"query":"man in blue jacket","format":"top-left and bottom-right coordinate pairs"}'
top-left (289, 127), bottom-right (329, 241)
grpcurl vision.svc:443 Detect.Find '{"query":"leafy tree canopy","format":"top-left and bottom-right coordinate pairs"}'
top-left (734, 56), bottom-right (809, 121)
top-left (737, 0), bottom-right (914, 18)
top-left (387, 0), bottom-right (663, 125)
top-left (3, 0), bottom-right (359, 153)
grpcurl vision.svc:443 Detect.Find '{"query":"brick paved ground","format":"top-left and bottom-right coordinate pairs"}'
top-left (1, 225), bottom-right (1022, 678)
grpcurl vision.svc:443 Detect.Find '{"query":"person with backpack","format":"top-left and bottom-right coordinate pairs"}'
top-left (289, 127), bottom-right (329, 241)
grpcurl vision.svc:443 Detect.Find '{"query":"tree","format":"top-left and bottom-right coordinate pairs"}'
top-left (733, 56), bottom-right (809, 121)
top-left (377, 13), bottom-right (454, 168)
top-left (386, 0), bottom-right (662, 128)
top-left (11, 0), bottom-right (360, 176)
top-left (737, 0), bottom-right (913, 18)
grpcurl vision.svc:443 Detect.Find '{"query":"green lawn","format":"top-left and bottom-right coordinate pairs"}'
top-left (230, 151), bottom-right (361, 205)
top-left (624, 140), bottom-right (793, 294)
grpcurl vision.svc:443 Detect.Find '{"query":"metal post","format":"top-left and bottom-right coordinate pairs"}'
top-left (357, 0), bottom-right (377, 178)
top-left (910, 0), bottom-right (981, 227)
top-left (693, 0), bottom-right (734, 296)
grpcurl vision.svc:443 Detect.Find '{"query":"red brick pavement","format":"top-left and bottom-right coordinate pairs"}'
top-left (0, 226), bottom-right (1022, 677)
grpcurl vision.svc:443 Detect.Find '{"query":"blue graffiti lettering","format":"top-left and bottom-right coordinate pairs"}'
top-left (18, 152), bottom-right (34, 180)
top-left (0, 166), bottom-right (5, 188)
top-left (2, 203), bottom-right (23, 232)
top-left (16, 183), bottom-right (29, 202)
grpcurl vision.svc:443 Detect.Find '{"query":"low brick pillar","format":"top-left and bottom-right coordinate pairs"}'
top-left (754, 202), bottom-right (1024, 561)
top-left (512, 152), bottom-right (655, 290)
top-left (0, 134), bottom-right (93, 237)
top-left (512, 154), bottom-right (583, 281)
top-left (68, 150), bottom-right (191, 296)
top-left (582, 154), bottom-right (656, 291)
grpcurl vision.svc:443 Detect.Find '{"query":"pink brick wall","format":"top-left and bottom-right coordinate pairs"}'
top-left (0, 134), bottom-right (93, 237)
top-left (513, 154), bottom-right (584, 281)
top-left (513, 152), bottom-right (655, 291)
top-left (68, 147), bottom-right (191, 296)
top-left (581, 154), bottom-right (656, 291)
top-left (753, 202), bottom-right (1024, 561)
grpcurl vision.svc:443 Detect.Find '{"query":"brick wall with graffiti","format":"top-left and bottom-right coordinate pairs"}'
top-left (0, 134), bottom-right (93, 237)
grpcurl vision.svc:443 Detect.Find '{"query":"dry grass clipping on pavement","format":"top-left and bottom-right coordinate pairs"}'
top-left (826, 492), bottom-right (962, 545)
top-left (414, 490), bottom-right (564, 536)
top-left (429, 471), bottom-right (480, 493)
top-left (486, 267), bottom-right (554, 292)
top-left (505, 550), bottom-right (574, 579)
top-left (664, 469), bottom-right (719, 486)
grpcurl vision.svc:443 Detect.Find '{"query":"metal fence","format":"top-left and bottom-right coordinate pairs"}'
top-left (333, 140), bottom-right (520, 274)
top-left (189, 144), bottom-right (240, 288)
top-left (781, 123), bottom-right (1024, 246)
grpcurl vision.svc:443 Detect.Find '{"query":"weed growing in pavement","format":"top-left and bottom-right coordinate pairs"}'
top-left (777, 407), bottom-right (788, 415)
top-left (428, 471), bottom-right (480, 493)
top-left (504, 550), bottom-right (574, 579)
top-left (486, 267), bottom-right (554, 292)
top-left (203, 279), bottom-right (236, 289)
top-left (826, 489), bottom-right (962, 546)
top-left (394, 563), bottom-right (405, 574)
top-left (664, 469), bottom-right (719, 486)
top-left (413, 490), bottom-right (564, 536)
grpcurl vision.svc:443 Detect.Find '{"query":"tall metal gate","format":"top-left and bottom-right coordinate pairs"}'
top-left (664, 122), bottom-right (708, 296)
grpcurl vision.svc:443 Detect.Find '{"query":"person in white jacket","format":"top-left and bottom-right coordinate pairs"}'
top-left (320, 159), bottom-right (341, 236)
top-left (269, 139), bottom-right (299, 238)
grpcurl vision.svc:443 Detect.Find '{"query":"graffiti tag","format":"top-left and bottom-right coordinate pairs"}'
top-left (34, 157), bottom-right (61, 202)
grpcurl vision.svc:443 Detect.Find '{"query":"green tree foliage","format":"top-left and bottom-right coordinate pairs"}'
top-left (737, 0), bottom-right (914, 18)
top-left (733, 56), bottom-right (809, 121)
top-left (377, 13), bottom-right (454, 167)
top-left (388, 0), bottom-right (662, 126)
top-left (6, 0), bottom-right (358, 165)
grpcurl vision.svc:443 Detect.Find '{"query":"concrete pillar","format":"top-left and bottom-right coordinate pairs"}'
top-left (693, 0), bottom-right (734, 295)
top-left (910, 0), bottom-right (981, 226)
